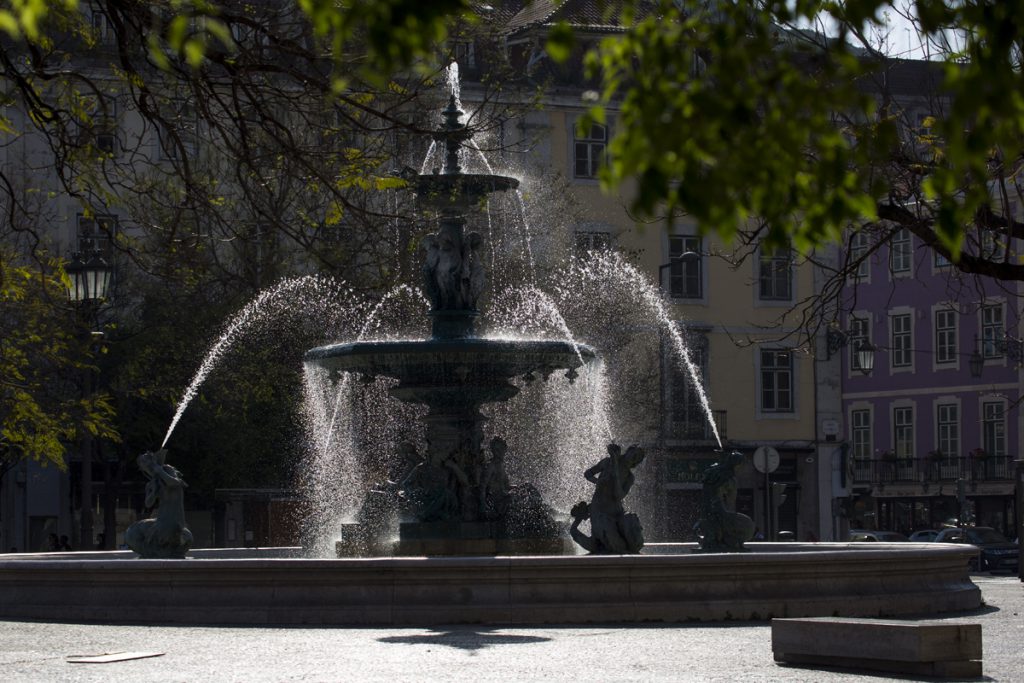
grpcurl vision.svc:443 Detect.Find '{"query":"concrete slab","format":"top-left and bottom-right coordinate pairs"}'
top-left (772, 617), bottom-right (982, 678)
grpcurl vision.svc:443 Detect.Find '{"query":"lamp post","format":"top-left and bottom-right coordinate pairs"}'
top-left (65, 249), bottom-right (112, 550)
top-left (968, 338), bottom-right (984, 378)
top-left (657, 251), bottom-right (701, 297)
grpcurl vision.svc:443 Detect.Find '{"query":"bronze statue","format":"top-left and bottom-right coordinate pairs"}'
top-left (570, 443), bottom-right (645, 554)
top-left (696, 451), bottom-right (755, 553)
top-left (125, 449), bottom-right (193, 559)
top-left (479, 436), bottom-right (511, 520)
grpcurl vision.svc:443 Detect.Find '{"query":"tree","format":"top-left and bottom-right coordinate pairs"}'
top-left (10, 4), bottom-right (1022, 279)
top-left (0, 248), bottom-right (118, 473)
top-left (574, 1), bottom-right (1024, 280)
top-left (0, 0), bottom-right (525, 489)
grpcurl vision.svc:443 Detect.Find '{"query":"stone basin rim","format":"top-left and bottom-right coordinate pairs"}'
top-left (0, 541), bottom-right (976, 564)
top-left (0, 543), bottom-right (980, 625)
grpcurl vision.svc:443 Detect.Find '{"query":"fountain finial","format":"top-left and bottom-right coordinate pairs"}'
top-left (435, 95), bottom-right (472, 175)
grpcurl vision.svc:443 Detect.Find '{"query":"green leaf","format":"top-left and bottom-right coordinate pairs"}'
top-left (546, 21), bottom-right (575, 64)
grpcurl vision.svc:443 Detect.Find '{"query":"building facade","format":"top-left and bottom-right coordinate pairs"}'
top-left (840, 230), bottom-right (1021, 537)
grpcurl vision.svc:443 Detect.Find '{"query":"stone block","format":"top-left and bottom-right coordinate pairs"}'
top-left (772, 617), bottom-right (982, 678)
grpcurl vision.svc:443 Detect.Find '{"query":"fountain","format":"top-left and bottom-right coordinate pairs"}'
top-left (304, 95), bottom-right (595, 556)
top-left (0, 82), bottom-right (982, 627)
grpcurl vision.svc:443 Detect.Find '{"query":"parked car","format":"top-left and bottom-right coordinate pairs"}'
top-left (933, 527), bottom-right (1020, 572)
top-left (848, 530), bottom-right (909, 542)
top-left (909, 530), bottom-right (939, 542)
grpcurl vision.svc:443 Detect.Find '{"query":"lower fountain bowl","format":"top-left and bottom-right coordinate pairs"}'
top-left (0, 543), bottom-right (980, 625)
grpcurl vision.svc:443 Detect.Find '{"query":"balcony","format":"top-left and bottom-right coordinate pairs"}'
top-left (852, 456), bottom-right (1016, 486)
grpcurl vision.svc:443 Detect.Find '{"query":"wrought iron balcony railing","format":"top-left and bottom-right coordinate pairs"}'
top-left (852, 456), bottom-right (1015, 485)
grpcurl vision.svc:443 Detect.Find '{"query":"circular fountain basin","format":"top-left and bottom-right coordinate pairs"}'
top-left (306, 338), bottom-right (596, 404)
top-left (0, 543), bottom-right (979, 625)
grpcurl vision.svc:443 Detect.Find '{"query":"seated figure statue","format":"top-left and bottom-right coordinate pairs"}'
top-left (696, 450), bottom-right (755, 553)
top-left (570, 444), bottom-right (646, 554)
top-left (125, 449), bottom-right (193, 559)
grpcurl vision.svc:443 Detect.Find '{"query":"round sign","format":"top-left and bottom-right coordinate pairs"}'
top-left (753, 446), bottom-right (780, 473)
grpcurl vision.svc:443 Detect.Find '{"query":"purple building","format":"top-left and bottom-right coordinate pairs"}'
top-left (840, 227), bottom-right (1020, 537)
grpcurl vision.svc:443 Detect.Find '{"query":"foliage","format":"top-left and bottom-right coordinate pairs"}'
top-left (0, 0), bottom-right (526, 491)
top-left (577, 1), bottom-right (1024, 279)
top-left (0, 250), bottom-right (118, 470)
top-left (6, 2), bottom-right (1024, 279)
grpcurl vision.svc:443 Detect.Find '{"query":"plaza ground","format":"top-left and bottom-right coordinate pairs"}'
top-left (0, 575), bottom-right (1020, 682)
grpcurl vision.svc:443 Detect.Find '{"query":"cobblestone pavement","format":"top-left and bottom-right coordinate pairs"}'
top-left (0, 575), bottom-right (1019, 682)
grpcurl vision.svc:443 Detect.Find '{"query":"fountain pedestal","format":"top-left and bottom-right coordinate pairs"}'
top-left (397, 521), bottom-right (498, 555)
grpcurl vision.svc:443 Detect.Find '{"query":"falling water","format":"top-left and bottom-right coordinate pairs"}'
top-left (300, 285), bottom-right (430, 553)
top-left (514, 190), bottom-right (537, 280)
top-left (319, 284), bottom-right (428, 452)
top-left (560, 252), bottom-right (722, 448)
top-left (161, 275), bottom-right (355, 449)
top-left (419, 140), bottom-right (437, 175)
top-left (446, 61), bottom-right (462, 111)
top-left (486, 285), bottom-right (615, 515)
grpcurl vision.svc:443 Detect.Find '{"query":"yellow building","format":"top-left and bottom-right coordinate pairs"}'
top-left (491, 3), bottom-right (830, 540)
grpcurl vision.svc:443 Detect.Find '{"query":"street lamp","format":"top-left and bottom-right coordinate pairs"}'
top-left (658, 251), bottom-right (702, 297)
top-left (825, 324), bottom-right (875, 374)
top-left (854, 340), bottom-right (876, 375)
top-left (64, 248), bottom-right (112, 550)
top-left (65, 250), bottom-right (113, 304)
top-left (968, 337), bottom-right (984, 379)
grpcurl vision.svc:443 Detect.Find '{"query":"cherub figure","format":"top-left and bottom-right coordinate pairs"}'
top-left (570, 443), bottom-right (646, 554)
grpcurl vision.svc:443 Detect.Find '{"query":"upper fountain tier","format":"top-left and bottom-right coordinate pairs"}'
top-left (411, 95), bottom-right (519, 214)
top-left (304, 96), bottom-right (595, 407)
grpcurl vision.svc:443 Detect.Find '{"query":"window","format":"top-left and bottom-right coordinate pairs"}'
top-left (890, 313), bottom-right (912, 368)
top-left (849, 316), bottom-right (870, 373)
top-left (90, 8), bottom-right (114, 46)
top-left (575, 230), bottom-right (612, 256)
top-left (890, 228), bottom-right (911, 274)
top-left (76, 95), bottom-right (118, 156)
top-left (76, 214), bottom-right (117, 258)
top-left (573, 122), bottom-right (606, 179)
top-left (982, 402), bottom-right (1006, 457)
top-left (981, 303), bottom-right (1004, 358)
top-left (760, 349), bottom-right (793, 413)
top-left (849, 231), bottom-right (870, 279)
top-left (851, 409), bottom-right (871, 461)
top-left (934, 251), bottom-right (951, 268)
top-left (668, 235), bottom-right (701, 299)
top-left (893, 406), bottom-right (914, 459)
top-left (758, 247), bottom-right (792, 301)
top-left (452, 41), bottom-right (476, 68)
top-left (158, 100), bottom-right (198, 160)
top-left (669, 336), bottom-right (708, 438)
top-left (936, 403), bottom-right (959, 459)
top-left (934, 309), bottom-right (957, 365)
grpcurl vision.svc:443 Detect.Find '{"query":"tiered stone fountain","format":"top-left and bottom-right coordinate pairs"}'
top-left (306, 97), bottom-right (594, 555)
